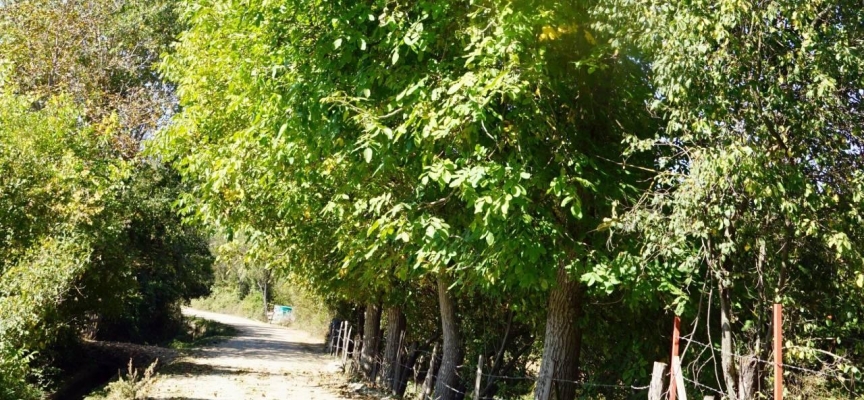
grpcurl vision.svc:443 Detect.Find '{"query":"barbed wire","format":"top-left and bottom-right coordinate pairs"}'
top-left (481, 372), bottom-right (535, 381)
top-left (681, 374), bottom-right (726, 397)
top-left (329, 348), bottom-right (651, 395)
top-left (678, 335), bottom-right (864, 392)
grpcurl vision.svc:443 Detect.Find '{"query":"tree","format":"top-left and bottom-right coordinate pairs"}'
top-left (607, 0), bottom-right (864, 397)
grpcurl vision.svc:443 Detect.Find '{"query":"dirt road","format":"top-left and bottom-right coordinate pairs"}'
top-left (146, 308), bottom-right (347, 400)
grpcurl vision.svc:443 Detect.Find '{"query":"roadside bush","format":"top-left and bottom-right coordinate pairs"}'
top-left (84, 359), bottom-right (158, 400)
top-left (0, 348), bottom-right (40, 400)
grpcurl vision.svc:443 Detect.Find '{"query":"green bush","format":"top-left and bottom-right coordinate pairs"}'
top-left (0, 348), bottom-right (40, 400)
top-left (271, 283), bottom-right (331, 338)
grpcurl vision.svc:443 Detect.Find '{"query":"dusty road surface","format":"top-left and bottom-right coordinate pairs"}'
top-left (146, 308), bottom-right (347, 400)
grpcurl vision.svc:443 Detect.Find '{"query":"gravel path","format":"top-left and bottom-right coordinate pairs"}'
top-left (146, 308), bottom-right (347, 400)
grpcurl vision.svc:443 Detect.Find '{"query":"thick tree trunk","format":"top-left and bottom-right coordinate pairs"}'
top-left (534, 266), bottom-right (584, 400)
top-left (382, 306), bottom-right (407, 392)
top-left (361, 303), bottom-right (382, 381)
top-left (433, 275), bottom-right (463, 400)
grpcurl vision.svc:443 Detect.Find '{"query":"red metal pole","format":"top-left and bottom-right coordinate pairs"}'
top-left (670, 316), bottom-right (680, 400)
top-left (774, 304), bottom-right (783, 400)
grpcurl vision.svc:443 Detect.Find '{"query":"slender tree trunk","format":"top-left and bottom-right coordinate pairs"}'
top-left (383, 306), bottom-right (407, 392)
top-left (534, 266), bottom-right (584, 400)
top-left (433, 275), bottom-right (463, 400)
top-left (719, 273), bottom-right (740, 400)
top-left (361, 303), bottom-right (382, 381)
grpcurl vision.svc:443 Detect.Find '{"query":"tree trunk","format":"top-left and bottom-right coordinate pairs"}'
top-left (361, 303), bottom-right (382, 381)
top-left (534, 266), bottom-right (584, 400)
top-left (433, 275), bottom-right (463, 400)
top-left (719, 275), bottom-right (740, 400)
top-left (382, 306), bottom-right (407, 392)
top-left (738, 355), bottom-right (758, 400)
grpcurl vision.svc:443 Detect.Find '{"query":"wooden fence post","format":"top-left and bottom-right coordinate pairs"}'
top-left (474, 354), bottom-right (484, 400)
top-left (413, 354), bottom-right (424, 398)
top-left (330, 321), bottom-right (341, 356)
top-left (670, 316), bottom-right (681, 400)
top-left (672, 356), bottom-right (687, 400)
top-left (418, 343), bottom-right (439, 400)
top-left (343, 325), bottom-right (352, 365)
top-left (649, 362), bottom-right (668, 400)
top-left (536, 358), bottom-right (554, 400)
top-left (338, 321), bottom-right (347, 357)
top-left (774, 303), bottom-right (783, 400)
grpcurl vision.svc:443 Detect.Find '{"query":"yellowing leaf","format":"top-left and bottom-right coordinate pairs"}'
top-left (584, 30), bottom-right (596, 45)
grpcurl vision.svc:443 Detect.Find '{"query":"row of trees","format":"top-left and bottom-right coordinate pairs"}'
top-left (155, 0), bottom-right (864, 399)
top-left (0, 1), bottom-right (214, 398)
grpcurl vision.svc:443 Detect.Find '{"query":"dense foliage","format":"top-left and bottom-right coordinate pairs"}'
top-left (0, 1), bottom-right (213, 398)
top-left (607, 1), bottom-right (864, 398)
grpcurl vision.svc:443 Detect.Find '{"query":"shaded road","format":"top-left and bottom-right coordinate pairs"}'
top-left (146, 308), bottom-right (346, 400)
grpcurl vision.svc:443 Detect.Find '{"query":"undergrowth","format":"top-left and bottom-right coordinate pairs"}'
top-left (83, 359), bottom-right (158, 400)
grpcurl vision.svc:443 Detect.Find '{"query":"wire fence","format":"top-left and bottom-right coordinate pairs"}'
top-left (327, 327), bottom-right (651, 399)
top-left (327, 322), bottom-right (864, 399)
top-left (675, 335), bottom-right (864, 397)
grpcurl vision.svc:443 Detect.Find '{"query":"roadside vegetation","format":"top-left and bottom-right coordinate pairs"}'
top-left (83, 316), bottom-right (237, 400)
top-left (83, 360), bottom-right (159, 400)
top-left (156, 1), bottom-right (864, 399)
top-left (0, 1), bottom-right (213, 399)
